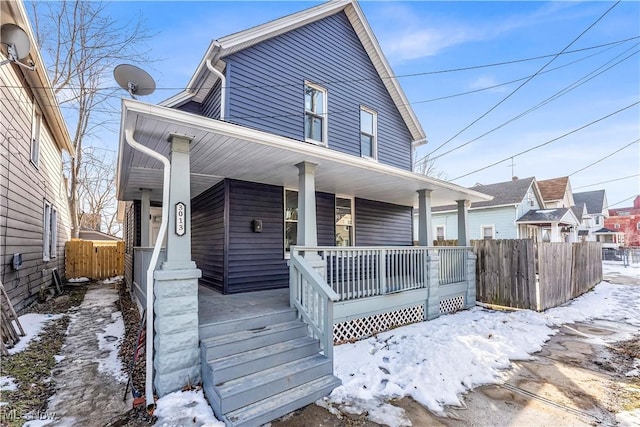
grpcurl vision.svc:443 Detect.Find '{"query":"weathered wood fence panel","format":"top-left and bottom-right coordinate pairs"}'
top-left (474, 240), bottom-right (536, 309)
top-left (537, 243), bottom-right (573, 311)
top-left (65, 240), bottom-right (124, 280)
top-left (474, 240), bottom-right (602, 311)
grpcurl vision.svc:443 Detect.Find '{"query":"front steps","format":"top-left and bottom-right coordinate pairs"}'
top-left (200, 308), bottom-right (341, 426)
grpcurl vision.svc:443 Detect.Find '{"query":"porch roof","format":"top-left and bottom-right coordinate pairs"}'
top-left (116, 99), bottom-right (492, 208)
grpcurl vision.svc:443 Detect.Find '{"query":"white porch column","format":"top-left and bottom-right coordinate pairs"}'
top-left (140, 189), bottom-right (151, 246)
top-left (296, 161), bottom-right (318, 247)
top-left (153, 133), bottom-right (201, 396)
top-left (163, 134), bottom-right (196, 270)
top-left (551, 223), bottom-right (560, 242)
top-left (417, 189), bottom-right (433, 246)
top-left (457, 200), bottom-right (470, 246)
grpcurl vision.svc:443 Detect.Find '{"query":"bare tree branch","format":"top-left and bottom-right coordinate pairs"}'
top-left (30, 1), bottom-right (153, 237)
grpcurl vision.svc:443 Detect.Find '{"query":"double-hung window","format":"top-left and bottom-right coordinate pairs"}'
top-left (482, 225), bottom-right (495, 240)
top-left (304, 82), bottom-right (327, 145)
top-left (31, 104), bottom-right (42, 166)
top-left (360, 106), bottom-right (377, 159)
top-left (284, 190), bottom-right (298, 255)
top-left (43, 201), bottom-right (57, 261)
top-left (436, 225), bottom-right (445, 241)
top-left (335, 197), bottom-right (353, 246)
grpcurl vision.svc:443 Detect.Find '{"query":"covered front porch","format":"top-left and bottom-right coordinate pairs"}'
top-left (116, 99), bottom-right (492, 408)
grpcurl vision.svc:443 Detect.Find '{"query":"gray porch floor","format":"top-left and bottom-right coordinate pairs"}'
top-left (198, 285), bottom-right (290, 325)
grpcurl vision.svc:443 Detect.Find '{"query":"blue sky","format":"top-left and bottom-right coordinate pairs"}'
top-left (44, 1), bottom-right (640, 209)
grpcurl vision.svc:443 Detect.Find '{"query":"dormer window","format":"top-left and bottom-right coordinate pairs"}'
top-left (360, 106), bottom-right (377, 159)
top-left (304, 82), bottom-right (327, 145)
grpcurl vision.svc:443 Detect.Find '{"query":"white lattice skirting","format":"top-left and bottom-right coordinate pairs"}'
top-left (439, 294), bottom-right (465, 314)
top-left (333, 304), bottom-right (424, 344)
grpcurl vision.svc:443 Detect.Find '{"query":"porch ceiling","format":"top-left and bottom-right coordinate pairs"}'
top-left (116, 99), bottom-right (492, 208)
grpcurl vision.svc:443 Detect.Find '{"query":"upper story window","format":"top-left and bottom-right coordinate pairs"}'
top-left (31, 104), bottom-right (42, 166)
top-left (304, 82), bottom-right (327, 145)
top-left (360, 107), bottom-right (377, 159)
top-left (595, 215), bottom-right (601, 225)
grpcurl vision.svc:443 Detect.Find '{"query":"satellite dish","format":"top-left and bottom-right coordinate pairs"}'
top-left (114, 64), bottom-right (156, 98)
top-left (0, 24), bottom-right (34, 70)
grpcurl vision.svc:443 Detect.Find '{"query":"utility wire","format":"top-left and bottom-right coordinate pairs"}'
top-left (1, 36), bottom-right (637, 93)
top-left (607, 194), bottom-right (639, 208)
top-left (449, 101), bottom-right (639, 181)
top-left (411, 38), bottom-right (630, 106)
top-left (416, 44), bottom-right (639, 167)
top-left (424, 1), bottom-right (622, 159)
top-left (573, 174), bottom-right (640, 190)
top-left (568, 139), bottom-right (640, 176)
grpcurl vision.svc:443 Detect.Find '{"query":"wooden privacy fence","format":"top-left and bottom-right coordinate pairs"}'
top-left (65, 239), bottom-right (125, 280)
top-left (474, 240), bottom-right (602, 311)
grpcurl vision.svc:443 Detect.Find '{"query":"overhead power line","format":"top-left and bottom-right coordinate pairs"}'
top-left (568, 139), bottom-right (640, 176)
top-left (607, 194), bottom-right (639, 208)
top-left (424, 0), bottom-right (622, 159)
top-left (449, 101), bottom-right (639, 181)
top-left (573, 174), bottom-right (640, 190)
top-left (414, 45), bottom-right (639, 167)
top-left (1, 36), bottom-right (637, 94)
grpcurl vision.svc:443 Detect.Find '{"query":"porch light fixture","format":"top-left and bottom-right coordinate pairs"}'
top-left (0, 24), bottom-right (35, 71)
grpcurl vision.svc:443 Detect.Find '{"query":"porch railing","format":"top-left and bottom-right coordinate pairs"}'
top-left (433, 247), bottom-right (469, 285)
top-left (294, 246), bottom-right (470, 301)
top-left (132, 247), bottom-right (166, 310)
top-left (289, 251), bottom-right (339, 362)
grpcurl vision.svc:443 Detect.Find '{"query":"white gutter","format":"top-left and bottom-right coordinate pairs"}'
top-left (124, 128), bottom-right (171, 408)
top-left (205, 59), bottom-right (226, 120)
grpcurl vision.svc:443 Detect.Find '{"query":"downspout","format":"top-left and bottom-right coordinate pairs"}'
top-left (206, 59), bottom-right (226, 121)
top-left (124, 128), bottom-right (171, 408)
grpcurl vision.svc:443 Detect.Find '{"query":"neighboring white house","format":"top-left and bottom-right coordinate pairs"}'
top-left (573, 189), bottom-right (609, 242)
top-left (0, 0), bottom-right (73, 312)
top-left (422, 176), bottom-right (582, 243)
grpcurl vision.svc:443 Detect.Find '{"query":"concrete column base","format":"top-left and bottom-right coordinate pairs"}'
top-left (153, 267), bottom-right (202, 396)
top-left (425, 254), bottom-right (440, 320)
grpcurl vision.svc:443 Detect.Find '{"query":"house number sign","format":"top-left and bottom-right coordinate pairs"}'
top-left (175, 202), bottom-right (186, 236)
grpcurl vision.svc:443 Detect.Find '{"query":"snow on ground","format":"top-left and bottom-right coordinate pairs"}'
top-left (96, 310), bottom-right (127, 382)
top-left (0, 375), bottom-right (17, 394)
top-left (100, 276), bottom-right (124, 285)
top-left (327, 262), bottom-right (640, 423)
top-left (8, 313), bottom-right (61, 355)
top-left (67, 277), bottom-right (90, 283)
top-left (617, 409), bottom-right (640, 427)
top-left (154, 389), bottom-right (223, 427)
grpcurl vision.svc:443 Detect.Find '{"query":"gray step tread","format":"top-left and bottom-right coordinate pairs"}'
top-left (202, 320), bottom-right (306, 348)
top-left (199, 308), bottom-right (297, 338)
top-left (223, 375), bottom-right (341, 427)
top-left (210, 336), bottom-right (318, 370)
top-left (215, 354), bottom-right (331, 397)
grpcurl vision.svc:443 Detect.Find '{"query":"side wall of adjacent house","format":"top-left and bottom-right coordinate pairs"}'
top-left (202, 12), bottom-right (413, 171)
top-left (0, 64), bottom-right (71, 313)
top-left (430, 206), bottom-right (520, 241)
top-left (123, 200), bottom-right (141, 290)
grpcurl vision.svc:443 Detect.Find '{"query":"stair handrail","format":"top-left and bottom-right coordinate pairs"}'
top-left (289, 250), bottom-right (339, 362)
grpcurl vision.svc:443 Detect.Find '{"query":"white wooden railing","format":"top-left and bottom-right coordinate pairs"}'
top-left (433, 247), bottom-right (469, 285)
top-left (289, 251), bottom-right (340, 362)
